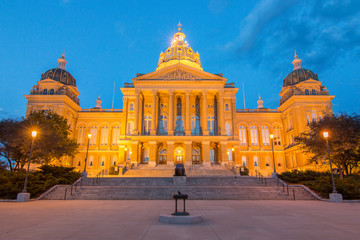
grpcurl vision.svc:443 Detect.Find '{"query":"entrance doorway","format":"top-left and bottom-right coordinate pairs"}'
top-left (174, 147), bottom-right (184, 164)
top-left (192, 149), bottom-right (201, 164)
top-left (159, 149), bottom-right (167, 164)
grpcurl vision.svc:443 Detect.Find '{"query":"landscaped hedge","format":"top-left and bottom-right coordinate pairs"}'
top-left (0, 165), bottom-right (80, 199)
top-left (278, 170), bottom-right (360, 199)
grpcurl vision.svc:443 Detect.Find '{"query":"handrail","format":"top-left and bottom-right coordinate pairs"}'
top-left (276, 178), bottom-right (296, 200)
top-left (37, 184), bottom-right (64, 200)
top-left (93, 169), bottom-right (104, 186)
top-left (64, 176), bottom-right (84, 200)
top-left (255, 170), bottom-right (267, 186)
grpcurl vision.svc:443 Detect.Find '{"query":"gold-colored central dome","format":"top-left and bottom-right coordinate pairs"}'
top-left (157, 23), bottom-right (202, 71)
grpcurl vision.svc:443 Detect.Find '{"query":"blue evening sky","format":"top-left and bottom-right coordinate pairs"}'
top-left (1, 0), bottom-right (359, 119)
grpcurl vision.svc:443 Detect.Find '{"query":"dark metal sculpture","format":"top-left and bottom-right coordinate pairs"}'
top-left (174, 163), bottom-right (186, 176)
top-left (172, 192), bottom-right (189, 216)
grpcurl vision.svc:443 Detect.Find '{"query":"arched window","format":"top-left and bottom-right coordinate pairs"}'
top-left (192, 96), bottom-right (201, 136)
top-left (192, 148), bottom-right (201, 164)
top-left (311, 110), bottom-right (317, 122)
top-left (250, 125), bottom-right (258, 145)
top-left (144, 115), bottom-right (152, 135)
top-left (100, 156), bottom-right (105, 167)
top-left (227, 149), bottom-right (232, 161)
top-left (112, 125), bottom-right (120, 145)
top-left (242, 156), bottom-right (247, 166)
top-left (89, 126), bottom-right (97, 145)
top-left (175, 97), bottom-right (184, 135)
top-left (311, 89), bottom-right (316, 95)
top-left (89, 156), bottom-right (93, 167)
top-left (273, 126), bottom-right (282, 146)
top-left (42, 89), bottom-right (48, 95)
top-left (127, 122), bottom-right (134, 135)
top-left (261, 125), bottom-right (270, 146)
top-left (159, 115), bottom-right (168, 135)
top-left (210, 149), bottom-right (215, 162)
top-left (225, 103), bottom-right (230, 111)
top-left (305, 89), bottom-right (310, 95)
top-left (112, 156), bottom-right (117, 166)
top-left (208, 116), bottom-right (215, 135)
top-left (226, 122), bottom-right (231, 136)
top-left (143, 148), bottom-right (149, 163)
top-left (254, 156), bottom-right (259, 167)
top-left (49, 89), bottom-right (54, 95)
top-left (129, 102), bottom-right (134, 111)
top-left (100, 125), bottom-right (109, 145)
top-left (159, 149), bottom-right (167, 164)
top-left (239, 125), bottom-right (247, 146)
top-left (77, 126), bottom-right (86, 145)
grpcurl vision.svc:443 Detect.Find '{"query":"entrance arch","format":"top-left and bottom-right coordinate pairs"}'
top-left (174, 147), bottom-right (184, 164)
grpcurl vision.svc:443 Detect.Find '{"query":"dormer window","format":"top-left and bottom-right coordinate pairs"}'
top-left (312, 89), bottom-right (316, 95)
top-left (305, 89), bottom-right (309, 95)
top-left (49, 89), bottom-right (54, 95)
top-left (42, 89), bottom-right (47, 95)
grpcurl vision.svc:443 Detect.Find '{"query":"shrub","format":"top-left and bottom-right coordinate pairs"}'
top-left (0, 165), bottom-right (81, 199)
top-left (239, 166), bottom-right (249, 176)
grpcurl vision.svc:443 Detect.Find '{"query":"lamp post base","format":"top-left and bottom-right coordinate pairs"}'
top-left (272, 172), bottom-right (278, 178)
top-left (81, 172), bottom-right (88, 178)
top-left (329, 193), bottom-right (343, 203)
top-left (17, 192), bottom-right (30, 202)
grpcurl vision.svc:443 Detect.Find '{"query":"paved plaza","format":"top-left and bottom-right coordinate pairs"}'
top-left (0, 200), bottom-right (359, 240)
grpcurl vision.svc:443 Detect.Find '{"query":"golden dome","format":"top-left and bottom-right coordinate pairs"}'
top-left (157, 22), bottom-right (202, 71)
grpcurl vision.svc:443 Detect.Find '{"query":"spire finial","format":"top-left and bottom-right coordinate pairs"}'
top-left (95, 94), bottom-right (102, 109)
top-left (178, 21), bottom-right (182, 31)
top-left (292, 50), bottom-right (302, 70)
top-left (57, 51), bottom-right (67, 70)
top-left (257, 95), bottom-right (264, 109)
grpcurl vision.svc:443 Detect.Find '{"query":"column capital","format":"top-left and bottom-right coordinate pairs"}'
top-left (123, 97), bottom-right (129, 102)
top-left (152, 89), bottom-right (158, 95)
top-left (202, 90), bottom-right (208, 95)
top-left (168, 90), bottom-right (175, 95)
top-left (218, 90), bottom-right (224, 96)
top-left (135, 89), bottom-right (141, 94)
top-left (184, 141), bottom-right (192, 145)
top-left (185, 90), bottom-right (191, 96)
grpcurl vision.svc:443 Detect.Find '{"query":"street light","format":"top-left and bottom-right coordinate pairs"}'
top-left (17, 130), bottom-right (37, 202)
top-left (323, 131), bottom-right (337, 193)
top-left (82, 133), bottom-right (91, 177)
top-left (270, 134), bottom-right (277, 178)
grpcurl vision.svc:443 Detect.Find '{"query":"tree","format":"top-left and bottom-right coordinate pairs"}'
top-left (295, 113), bottom-right (360, 176)
top-left (0, 110), bottom-right (78, 170)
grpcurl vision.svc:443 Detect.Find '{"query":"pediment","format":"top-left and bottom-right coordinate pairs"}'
top-left (134, 63), bottom-right (225, 81)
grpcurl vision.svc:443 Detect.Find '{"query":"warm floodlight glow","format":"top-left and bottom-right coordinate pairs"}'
top-left (125, 148), bottom-right (128, 151)
top-left (31, 131), bottom-right (37, 138)
top-left (323, 132), bottom-right (329, 138)
top-left (227, 151), bottom-right (229, 155)
top-left (232, 148), bottom-right (234, 152)
top-left (270, 134), bottom-right (274, 139)
top-left (88, 133), bottom-right (92, 139)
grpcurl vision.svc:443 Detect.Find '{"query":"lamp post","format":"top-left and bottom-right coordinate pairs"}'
top-left (323, 131), bottom-right (342, 202)
top-left (82, 133), bottom-right (91, 177)
top-left (17, 130), bottom-right (37, 202)
top-left (270, 134), bottom-right (277, 178)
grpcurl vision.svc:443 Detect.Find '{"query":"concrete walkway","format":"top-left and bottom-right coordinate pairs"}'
top-left (0, 200), bottom-right (359, 240)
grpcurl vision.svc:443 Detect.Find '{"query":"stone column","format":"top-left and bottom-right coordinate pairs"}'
top-left (138, 94), bottom-right (144, 135)
top-left (150, 90), bottom-right (157, 135)
top-left (122, 97), bottom-right (128, 136)
top-left (202, 90), bottom-right (208, 135)
top-left (218, 91), bottom-right (225, 135)
top-left (185, 91), bottom-right (191, 135)
top-left (235, 145), bottom-right (241, 167)
top-left (149, 141), bottom-right (157, 167)
top-left (130, 141), bottom-right (139, 166)
top-left (167, 141), bottom-right (174, 166)
top-left (231, 97), bottom-right (236, 137)
top-left (185, 141), bottom-right (192, 168)
top-left (133, 90), bottom-right (140, 135)
top-left (220, 142), bottom-right (228, 166)
top-left (168, 90), bottom-right (174, 135)
top-left (119, 145), bottom-right (126, 164)
top-left (202, 141), bottom-right (210, 167)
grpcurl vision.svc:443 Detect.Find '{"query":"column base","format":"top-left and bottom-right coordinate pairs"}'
top-left (168, 130), bottom-right (174, 136)
top-left (329, 193), bottom-right (343, 203)
top-left (150, 131), bottom-right (156, 136)
top-left (17, 192), bottom-right (30, 202)
top-left (185, 130), bottom-right (191, 136)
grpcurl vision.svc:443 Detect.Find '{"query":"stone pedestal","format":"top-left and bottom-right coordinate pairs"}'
top-left (148, 162), bottom-right (156, 168)
top-left (159, 214), bottom-right (202, 224)
top-left (167, 161), bottom-right (174, 167)
top-left (173, 176), bottom-right (186, 185)
top-left (329, 193), bottom-right (343, 203)
top-left (81, 172), bottom-right (88, 178)
top-left (272, 172), bottom-right (278, 178)
top-left (17, 192), bottom-right (30, 202)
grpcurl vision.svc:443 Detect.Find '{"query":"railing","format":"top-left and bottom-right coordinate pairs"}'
top-left (64, 176), bottom-right (84, 200)
top-left (255, 170), bottom-right (267, 186)
top-left (276, 178), bottom-right (296, 200)
top-left (92, 169), bottom-right (105, 186)
top-left (37, 184), bottom-right (62, 200)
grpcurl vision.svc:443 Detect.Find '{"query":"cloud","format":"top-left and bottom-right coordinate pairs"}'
top-left (226, 0), bottom-right (360, 75)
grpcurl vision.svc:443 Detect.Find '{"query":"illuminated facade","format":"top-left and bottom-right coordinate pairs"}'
top-left (25, 24), bottom-right (334, 176)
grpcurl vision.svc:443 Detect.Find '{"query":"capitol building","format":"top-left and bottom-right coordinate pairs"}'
top-left (25, 24), bottom-right (334, 176)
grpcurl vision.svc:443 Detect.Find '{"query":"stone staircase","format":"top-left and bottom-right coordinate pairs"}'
top-left (41, 176), bottom-right (317, 200)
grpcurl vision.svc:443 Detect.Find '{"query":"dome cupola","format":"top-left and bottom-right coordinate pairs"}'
top-left (283, 51), bottom-right (319, 87)
top-left (40, 52), bottom-right (77, 87)
top-left (157, 22), bottom-right (202, 70)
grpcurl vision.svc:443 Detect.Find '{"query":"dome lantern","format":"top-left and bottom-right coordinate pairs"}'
top-left (292, 50), bottom-right (302, 70)
top-left (57, 51), bottom-right (67, 70)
